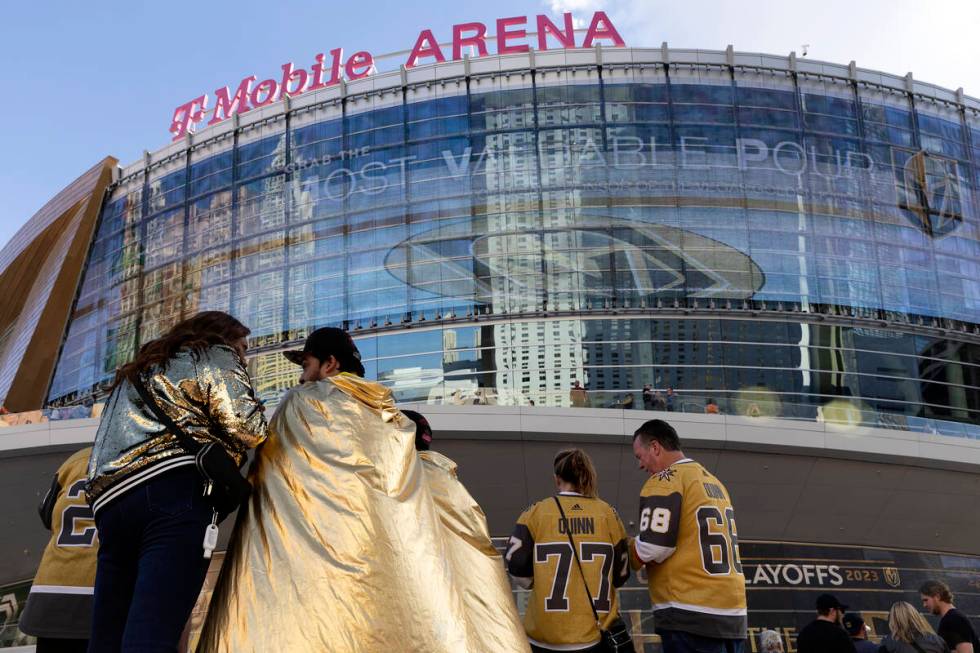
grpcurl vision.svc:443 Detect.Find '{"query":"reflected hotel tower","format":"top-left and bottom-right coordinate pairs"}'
top-left (3, 12), bottom-right (980, 647)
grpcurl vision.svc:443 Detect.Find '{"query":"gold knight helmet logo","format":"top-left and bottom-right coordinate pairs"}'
top-left (883, 567), bottom-right (901, 588)
top-left (896, 149), bottom-right (963, 238)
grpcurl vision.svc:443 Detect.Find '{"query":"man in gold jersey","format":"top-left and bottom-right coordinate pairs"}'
top-left (631, 419), bottom-right (746, 653)
top-left (507, 449), bottom-right (631, 652)
top-left (19, 447), bottom-right (97, 653)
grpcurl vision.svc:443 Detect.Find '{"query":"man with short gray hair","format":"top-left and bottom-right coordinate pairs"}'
top-left (630, 419), bottom-right (747, 653)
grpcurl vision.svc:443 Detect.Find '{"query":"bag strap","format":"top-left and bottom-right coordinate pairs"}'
top-left (553, 496), bottom-right (603, 629)
top-left (131, 374), bottom-right (202, 455)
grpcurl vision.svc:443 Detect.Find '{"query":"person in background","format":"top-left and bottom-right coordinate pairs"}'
top-left (401, 409), bottom-right (433, 452)
top-left (842, 613), bottom-right (878, 653)
top-left (879, 601), bottom-right (949, 653)
top-left (18, 447), bottom-right (97, 653)
top-left (570, 380), bottom-right (590, 408)
top-left (642, 385), bottom-right (654, 410)
top-left (401, 409), bottom-right (528, 651)
top-left (652, 391), bottom-right (667, 411)
top-left (507, 449), bottom-right (630, 653)
top-left (622, 393), bottom-right (634, 410)
top-left (704, 398), bottom-right (720, 414)
top-left (665, 387), bottom-right (676, 411)
top-left (758, 630), bottom-right (784, 652)
top-left (920, 580), bottom-right (979, 653)
top-left (796, 594), bottom-right (855, 653)
top-left (85, 311), bottom-right (267, 652)
top-left (630, 419), bottom-right (746, 653)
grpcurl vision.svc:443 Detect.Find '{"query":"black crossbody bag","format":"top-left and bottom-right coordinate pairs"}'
top-left (133, 375), bottom-right (251, 517)
top-left (553, 497), bottom-right (635, 653)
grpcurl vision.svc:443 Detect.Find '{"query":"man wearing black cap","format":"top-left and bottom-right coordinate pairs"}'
top-left (282, 326), bottom-right (366, 383)
top-left (197, 330), bottom-right (530, 651)
top-left (843, 613), bottom-right (878, 653)
top-left (797, 594), bottom-right (857, 653)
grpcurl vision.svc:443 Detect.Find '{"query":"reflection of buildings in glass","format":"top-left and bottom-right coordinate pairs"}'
top-left (248, 350), bottom-right (297, 408)
top-left (380, 328), bottom-right (485, 403)
top-left (236, 167), bottom-right (287, 347)
top-left (379, 366), bottom-right (448, 403)
top-left (917, 338), bottom-right (978, 421)
top-left (583, 318), bottom-right (642, 406)
top-left (481, 112), bottom-right (588, 406)
top-left (442, 330), bottom-right (458, 363)
top-left (36, 52), bottom-right (980, 433)
top-left (487, 320), bottom-right (586, 407)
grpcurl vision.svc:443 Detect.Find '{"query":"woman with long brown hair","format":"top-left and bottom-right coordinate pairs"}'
top-left (506, 449), bottom-right (632, 653)
top-left (85, 311), bottom-right (267, 652)
top-left (879, 601), bottom-right (949, 653)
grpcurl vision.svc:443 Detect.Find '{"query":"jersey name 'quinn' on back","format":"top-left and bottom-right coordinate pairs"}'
top-left (632, 458), bottom-right (747, 639)
top-left (507, 493), bottom-right (630, 650)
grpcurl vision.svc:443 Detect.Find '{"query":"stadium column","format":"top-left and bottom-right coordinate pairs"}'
top-left (400, 66), bottom-right (411, 327)
top-left (180, 133), bottom-right (192, 322)
top-left (595, 46), bottom-right (618, 313)
top-left (5, 158), bottom-right (117, 411)
top-left (954, 88), bottom-right (980, 246)
top-left (341, 78), bottom-right (351, 331)
top-left (281, 93), bottom-right (292, 339)
top-left (229, 113), bottom-right (241, 331)
top-left (131, 151), bottom-right (152, 368)
top-left (849, 60), bottom-right (889, 322)
top-left (42, 161), bottom-right (115, 408)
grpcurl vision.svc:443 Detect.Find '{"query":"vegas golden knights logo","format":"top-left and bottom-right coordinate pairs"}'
top-left (896, 149), bottom-right (963, 238)
top-left (883, 567), bottom-right (901, 588)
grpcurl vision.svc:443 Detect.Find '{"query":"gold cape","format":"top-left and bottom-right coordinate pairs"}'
top-left (196, 374), bottom-right (529, 652)
top-left (419, 450), bottom-right (529, 652)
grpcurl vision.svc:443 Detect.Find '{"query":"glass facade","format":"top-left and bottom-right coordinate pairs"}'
top-left (47, 55), bottom-right (980, 435)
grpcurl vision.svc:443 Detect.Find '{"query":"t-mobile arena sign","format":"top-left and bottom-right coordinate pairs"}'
top-left (169, 12), bottom-right (625, 141)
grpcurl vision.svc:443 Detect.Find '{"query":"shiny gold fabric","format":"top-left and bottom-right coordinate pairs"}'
top-left (419, 450), bottom-right (530, 652)
top-left (197, 374), bottom-right (529, 653)
top-left (87, 345), bottom-right (267, 503)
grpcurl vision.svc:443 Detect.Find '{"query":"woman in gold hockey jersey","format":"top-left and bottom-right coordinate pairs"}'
top-left (506, 449), bottom-right (631, 653)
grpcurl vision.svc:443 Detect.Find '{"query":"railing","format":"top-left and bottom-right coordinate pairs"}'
top-left (393, 386), bottom-right (980, 440)
top-left (5, 388), bottom-right (980, 441)
top-left (0, 404), bottom-right (103, 427)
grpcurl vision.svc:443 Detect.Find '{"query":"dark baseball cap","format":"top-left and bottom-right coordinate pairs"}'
top-left (842, 613), bottom-right (865, 635)
top-left (282, 327), bottom-right (365, 377)
top-left (816, 593), bottom-right (848, 612)
top-left (400, 409), bottom-right (433, 451)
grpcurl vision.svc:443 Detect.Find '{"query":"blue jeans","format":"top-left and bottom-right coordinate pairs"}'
top-left (88, 466), bottom-right (213, 653)
top-left (660, 630), bottom-right (745, 653)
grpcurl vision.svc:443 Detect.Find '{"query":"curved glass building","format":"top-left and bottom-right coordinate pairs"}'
top-left (43, 47), bottom-right (980, 434)
top-left (7, 44), bottom-right (980, 649)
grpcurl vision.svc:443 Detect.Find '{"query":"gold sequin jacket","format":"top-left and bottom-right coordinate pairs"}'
top-left (86, 345), bottom-right (267, 514)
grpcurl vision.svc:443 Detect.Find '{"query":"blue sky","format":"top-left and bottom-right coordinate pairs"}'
top-left (1, 0), bottom-right (977, 249)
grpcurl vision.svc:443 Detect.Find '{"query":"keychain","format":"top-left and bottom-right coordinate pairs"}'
top-left (203, 510), bottom-right (219, 559)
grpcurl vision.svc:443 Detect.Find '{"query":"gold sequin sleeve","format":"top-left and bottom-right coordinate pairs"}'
top-left (195, 346), bottom-right (267, 455)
